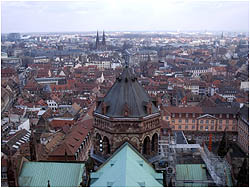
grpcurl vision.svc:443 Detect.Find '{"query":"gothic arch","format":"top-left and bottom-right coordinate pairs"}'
top-left (151, 133), bottom-right (158, 154)
top-left (143, 136), bottom-right (151, 155)
top-left (131, 137), bottom-right (140, 149)
top-left (122, 136), bottom-right (129, 142)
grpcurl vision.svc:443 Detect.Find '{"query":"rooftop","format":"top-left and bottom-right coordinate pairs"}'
top-left (90, 142), bottom-right (163, 187)
top-left (95, 67), bottom-right (159, 118)
top-left (18, 161), bottom-right (85, 187)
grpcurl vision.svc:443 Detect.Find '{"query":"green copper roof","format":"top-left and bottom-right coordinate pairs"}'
top-left (176, 164), bottom-right (208, 187)
top-left (18, 162), bottom-right (84, 187)
top-left (90, 142), bottom-right (163, 187)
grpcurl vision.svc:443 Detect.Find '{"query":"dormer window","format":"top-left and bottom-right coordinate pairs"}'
top-left (146, 103), bottom-right (152, 114)
top-left (123, 103), bottom-right (130, 117)
top-left (102, 102), bottom-right (107, 115)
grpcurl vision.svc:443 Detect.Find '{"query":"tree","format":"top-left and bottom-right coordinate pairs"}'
top-left (217, 131), bottom-right (228, 158)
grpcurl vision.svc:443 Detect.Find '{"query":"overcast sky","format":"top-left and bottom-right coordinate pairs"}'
top-left (1, 0), bottom-right (249, 33)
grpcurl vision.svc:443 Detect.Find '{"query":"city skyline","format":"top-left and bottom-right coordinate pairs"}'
top-left (1, 0), bottom-right (249, 33)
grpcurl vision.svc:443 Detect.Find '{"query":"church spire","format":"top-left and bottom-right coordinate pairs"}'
top-left (96, 30), bottom-right (99, 49)
top-left (102, 30), bottom-right (106, 46)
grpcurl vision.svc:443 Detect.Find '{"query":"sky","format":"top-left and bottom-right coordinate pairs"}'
top-left (1, 0), bottom-right (249, 33)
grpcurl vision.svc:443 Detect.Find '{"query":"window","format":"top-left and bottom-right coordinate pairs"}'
top-left (179, 113), bottom-right (182, 118)
top-left (192, 113), bottom-right (195, 118)
top-left (219, 120), bottom-right (222, 124)
top-left (226, 114), bottom-right (229, 118)
top-left (211, 120), bottom-right (214, 124)
top-left (178, 125), bottom-right (182, 129)
top-left (1, 174), bottom-right (7, 179)
top-left (206, 120), bottom-right (209, 124)
top-left (179, 119), bottom-right (182, 123)
top-left (226, 120), bottom-right (229, 124)
top-left (211, 125), bottom-right (214, 130)
top-left (186, 113), bottom-right (188, 118)
top-left (192, 119), bottom-right (195, 123)
top-left (192, 125), bottom-right (195, 129)
top-left (200, 125), bottom-right (203, 130)
top-left (172, 119), bottom-right (175, 123)
top-left (205, 126), bottom-right (209, 130)
top-left (185, 119), bottom-right (188, 123)
top-left (219, 114), bottom-right (222, 118)
top-left (166, 116), bottom-right (169, 120)
top-left (185, 125), bottom-right (188, 129)
top-left (233, 120), bottom-right (236, 124)
top-left (200, 120), bottom-right (204, 124)
top-left (172, 114), bottom-right (175, 118)
top-left (219, 125), bottom-right (222, 129)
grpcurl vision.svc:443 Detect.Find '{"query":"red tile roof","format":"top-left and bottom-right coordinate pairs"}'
top-left (163, 106), bottom-right (202, 114)
top-left (50, 119), bottom-right (75, 129)
top-left (49, 118), bottom-right (93, 156)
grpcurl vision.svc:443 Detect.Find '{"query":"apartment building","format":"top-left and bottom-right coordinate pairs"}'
top-left (237, 105), bottom-right (249, 154)
top-left (162, 106), bottom-right (239, 142)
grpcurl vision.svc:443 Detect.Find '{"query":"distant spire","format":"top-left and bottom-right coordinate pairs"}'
top-left (96, 30), bottom-right (99, 49)
top-left (48, 180), bottom-right (50, 187)
top-left (102, 30), bottom-right (106, 46)
top-left (221, 32), bottom-right (223, 39)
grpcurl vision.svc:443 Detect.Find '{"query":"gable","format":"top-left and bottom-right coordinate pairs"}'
top-left (90, 143), bottom-right (163, 187)
top-left (197, 114), bottom-right (217, 120)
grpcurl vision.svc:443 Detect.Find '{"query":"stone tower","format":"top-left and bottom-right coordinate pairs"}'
top-left (93, 67), bottom-right (161, 158)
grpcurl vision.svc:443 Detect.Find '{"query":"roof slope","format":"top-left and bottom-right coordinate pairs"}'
top-left (18, 162), bottom-right (84, 187)
top-left (239, 105), bottom-right (249, 124)
top-left (95, 67), bottom-right (159, 117)
top-left (90, 142), bottom-right (163, 187)
top-left (176, 164), bottom-right (208, 187)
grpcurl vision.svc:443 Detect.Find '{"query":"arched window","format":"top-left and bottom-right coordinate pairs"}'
top-left (95, 133), bottom-right (102, 152)
top-left (151, 133), bottom-right (158, 154)
top-left (143, 136), bottom-right (151, 155)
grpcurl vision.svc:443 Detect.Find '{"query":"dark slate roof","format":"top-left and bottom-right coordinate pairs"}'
top-left (239, 105), bottom-right (249, 125)
top-left (202, 106), bottom-right (239, 114)
top-left (95, 67), bottom-right (159, 118)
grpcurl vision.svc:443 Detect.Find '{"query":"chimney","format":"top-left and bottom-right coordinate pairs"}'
top-left (101, 102), bottom-right (107, 115)
top-left (64, 149), bottom-right (68, 161)
top-left (147, 102), bottom-right (152, 114)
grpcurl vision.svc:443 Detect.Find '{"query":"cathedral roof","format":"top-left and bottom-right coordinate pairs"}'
top-left (95, 67), bottom-right (159, 118)
top-left (90, 142), bottom-right (163, 187)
